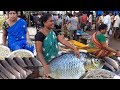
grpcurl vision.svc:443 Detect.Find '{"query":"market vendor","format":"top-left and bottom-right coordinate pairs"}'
top-left (89, 24), bottom-right (120, 72)
top-left (2, 11), bottom-right (34, 53)
top-left (35, 13), bottom-right (80, 79)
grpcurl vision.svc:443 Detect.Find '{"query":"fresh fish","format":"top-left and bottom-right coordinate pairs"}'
top-left (0, 63), bottom-right (16, 79)
top-left (5, 58), bottom-right (27, 79)
top-left (48, 53), bottom-right (86, 79)
top-left (13, 57), bottom-right (27, 68)
top-left (79, 52), bottom-right (103, 71)
top-left (47, 52), bottom-right (103, 79)
top-left (8, 49), bottom-right (34, 59)
top-left (0, 57), bottom-right (42, 79)
top-left (22, 57), bottom-right (34, 67)
top-left (0, 60), bottom-right (21, 79)
top-left (83, 69), bottom-right (119, 79)
top-left (0, 72), bottom-right (8, 79)
top-left (13, 57), bottom-right (32, 76)
top-left (29, 57), bottom-right (42, 67)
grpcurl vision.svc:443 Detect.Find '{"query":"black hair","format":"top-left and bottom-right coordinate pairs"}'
top-left (98, 24), bottom-right (108, 31)
top-left (40, 13), bottom-right (52, 27)
top-left (68, 13), bottom-right (73, 17)
top-left (103, 11), bottom-right (109, 15)
top-left (8, 11), bottom-right (18, 14)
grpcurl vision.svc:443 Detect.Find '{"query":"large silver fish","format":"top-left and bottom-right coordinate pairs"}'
top-left (48, 53), bottom-right (86, 79)
top-left (47, 52), bottom-right (104, 79)
top-left (78, 52), bottom-right (103, 72)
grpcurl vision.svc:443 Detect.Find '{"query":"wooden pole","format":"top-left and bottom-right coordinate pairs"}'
top-left (28, 11), bottom-right (31, 27)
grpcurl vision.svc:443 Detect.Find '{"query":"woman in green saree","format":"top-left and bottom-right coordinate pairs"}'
top-left (35, 13), bottom-right (80, 79)
top-left (89, 24), bottom-right (120, 72)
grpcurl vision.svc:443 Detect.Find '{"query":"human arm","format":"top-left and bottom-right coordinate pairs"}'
top-left (57, 34), bottom-right (80, 58)
top-left (35, 41), bottom-right (49, 78)
top-left (26, 29), bottom-right (31, 44)
top-left (98, 34), bottom-right (117, 53)
top-left (101, 42), bottom-right (117, 53)
top-left (101, 42), bottom-right (120, 56)
top-left (2, 29), bottom-right (7, 46)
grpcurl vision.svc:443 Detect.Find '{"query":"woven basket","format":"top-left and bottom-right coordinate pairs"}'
top-left (0, 45), bottom-right (11, 60)
top-left (8, 49), bottom-right (34, 59)
top-left (83, 69), bottom-right (117, 79)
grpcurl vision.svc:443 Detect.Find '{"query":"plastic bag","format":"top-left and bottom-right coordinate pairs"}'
top-left (76, 29), bottom-right (84, 35)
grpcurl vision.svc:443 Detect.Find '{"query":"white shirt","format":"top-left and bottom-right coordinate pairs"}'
top-left (113, 15), bottom-right (120, 27)
top-left (88, 14), bottom-right (92, 23)
top-left (99, 15), bottom-right (104, 22)
top-left (68, 17), bottom-right (78, 30)
top-left (93, 11), bottom-right (96, 18)
top-left (103, 15), bottom-right (111, 31)
top-left (56, 18), bottom-right (62, 26)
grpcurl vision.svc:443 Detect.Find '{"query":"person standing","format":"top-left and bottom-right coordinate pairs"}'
top-left (113, 13), bottom-right (120, 40)
top-left (80, 12), bottom-right (88, 32)
top-left (102, 11), bottom-right (111, 37)
top-left (67, 13), bottom-right (78, 40)
top-left (87, 12), bottom-right (93, 31)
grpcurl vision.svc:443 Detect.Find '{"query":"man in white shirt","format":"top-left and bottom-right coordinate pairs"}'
top-left (67, 13), bottom-right (78, 40)
top-left (113, 13), bottom-right (120, 40)
top-left (87, 12), bottom-right (93, 31)
top-left (102, 11), bottom-right (111, 37)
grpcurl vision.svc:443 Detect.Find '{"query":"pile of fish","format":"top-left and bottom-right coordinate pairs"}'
top-left (83, 69), bottom-right (120, 79)
top-left (0, 51), bottom-right (103, 79)
top-left (0, 45), bottom-right (119, 79)
top-left (0, 45), bottom-right (34, 60)
top-left (0, 45), bottom-right (11, 60)
top-left (8, 49), bottom-right (34, 59)
top-left (0, 57), bottom-right (42, 79)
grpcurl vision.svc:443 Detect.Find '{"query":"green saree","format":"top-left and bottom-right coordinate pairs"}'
top-left (42, 30), bottom-right (59, 63)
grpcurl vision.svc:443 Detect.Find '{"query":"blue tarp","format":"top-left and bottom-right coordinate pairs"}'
top-left (96, 11), bottom-right (119, 17)
top-left (96, 11), bottom-right (103, 17)
top-left (109, 11), bottom-right (119, 15)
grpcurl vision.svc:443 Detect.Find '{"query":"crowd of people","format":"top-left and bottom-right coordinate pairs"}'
top-left (1, 11), bottom-right (120, 79)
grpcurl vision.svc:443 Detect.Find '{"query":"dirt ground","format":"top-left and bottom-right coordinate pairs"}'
top-left (86, 30), bottom-right (120, 50)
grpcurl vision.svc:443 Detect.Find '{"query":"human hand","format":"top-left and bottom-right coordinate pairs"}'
top-left (73, 48), bottom-right (80, 58)
top-left (115, 51), bottom-right (120, 57)
top-left (26, 40), bottom-right (33, 47)
top-left (27, 40), bottom-right (31, 45)
top-left (43, 65), bottom-right (50, 79)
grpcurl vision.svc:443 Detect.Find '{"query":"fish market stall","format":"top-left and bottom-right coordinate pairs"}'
top-left (0, 43), bottom-right (120, 79)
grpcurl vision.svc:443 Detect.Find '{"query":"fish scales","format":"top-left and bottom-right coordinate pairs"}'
top-left (48, 53), bottom-right (85, 79)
